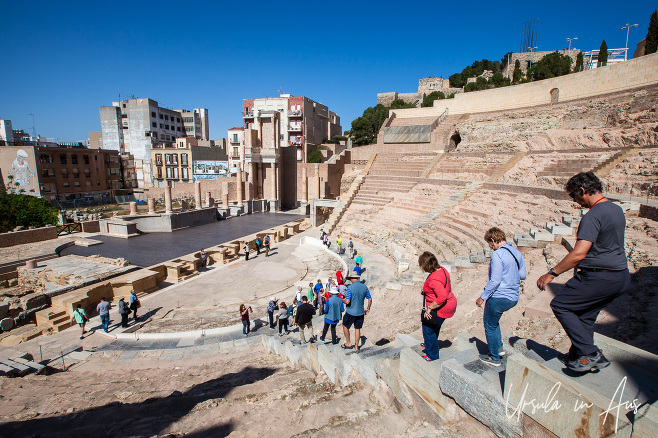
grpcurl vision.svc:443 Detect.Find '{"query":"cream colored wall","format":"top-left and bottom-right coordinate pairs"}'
top-left (391, 53), bottom-right (658, 119)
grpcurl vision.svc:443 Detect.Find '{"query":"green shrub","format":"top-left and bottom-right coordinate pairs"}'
top-left (0, 193), bottom-right (59, 233)
top-left (307, 149), bottom-right (323, 163)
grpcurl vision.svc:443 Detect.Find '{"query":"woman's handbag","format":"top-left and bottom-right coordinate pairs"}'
top-left (421, 294), bottom-right (441, 329)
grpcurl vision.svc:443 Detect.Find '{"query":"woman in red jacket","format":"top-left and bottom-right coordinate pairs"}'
top-left (419, 251), bottom-right (457, 361)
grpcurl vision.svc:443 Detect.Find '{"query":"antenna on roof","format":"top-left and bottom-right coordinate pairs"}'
top-left (279, 86), bottom-right (284, 96)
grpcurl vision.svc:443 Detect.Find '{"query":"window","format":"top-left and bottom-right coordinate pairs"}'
top-left (177, 127), bottom-right (181, 131)
top-left (245, 122), bottom-right (249, 129)
top-left (74, 181), bottom-right (80, 187)
top-left (160, 114), bottom-right (163, 119)
top-left (165, 115), bottom-right (169, 121)
top-left (165, 154), bottom-right (171, 164)
top-left (160, 123), bottom-right (164, 129)
top-left (233, 147), bottom-right (239, 157)
top-left (63, 181), bottom-right (70, 188)
top-left (60, 154), bottom-right (67, 164)
top-left (161, 134), bottom-right (166, 139)
top-left (155, 153), bottom-right (162, 165)
top-left (166, 167), bottom-right (172, 178)
top-left (39, 154), bottom-right (53, 163)
top-left (182, 167), bottom-right (188, 179)
top-left (61, 169), bottom-right (69, 177)
top-left (166, 135), bottom-right (170, 140)
top-left (152, 122), bottom-right (157, 128)
top-left (73, 169), bottom-right (80, 178)
top-left (157, 167), bottom-right (162, 178)
top-left (152, 111), bottom-right (156, 117)
top-left (40, 183), bottom-right (52, 192)
top-left (121, 114), bottom-right (127, 119)
top-left (83, 169), bottom-right (91, 177)
top-left (165, 124), bottom-right (169, 130)
top-left (173, 167), bottom-right (179, 178)
top-left (171, 154), bottom-right (178, 164)
top-left (179, 141), bottom-right (184, 148)
top-left (41, 169), bottom-right (55, 177)
top-left (86, 181), bottom-right (92, 187)
top-left (233, 134), bottom-right (238, 142)
top-left (183, 117), bottom-right (193, 123)
top-left (83, 155), bottom-right (89, 164)
top-left (181, 153), bottom-right (188, 165)
top-left (177, 117), bottom-right (180, 122)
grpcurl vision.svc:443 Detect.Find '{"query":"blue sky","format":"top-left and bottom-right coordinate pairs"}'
top-left (1, 1), bottom-right (655, 142)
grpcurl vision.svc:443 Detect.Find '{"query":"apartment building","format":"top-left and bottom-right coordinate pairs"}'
top-left (177, 108), bottom-right (210, 140)
top-left (240, 94), bottom-right (341, 162)
top-left (99, 98), bottom-right (209, 188)
top-left (0, 145), bottom-right (122, 204)
top-left (0, 118), bottom-right (14, 145)
top-left (151, 137), bottom-right (228, 188)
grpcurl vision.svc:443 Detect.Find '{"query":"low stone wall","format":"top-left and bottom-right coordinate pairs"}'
top-left (0, 226), bottom-right (58, 248)
top-left (137, 179), bottom-right (238, 202)
top-left (639, 204), bottom-right (658, 222)
top-left (81, 221), bottom-right (100, 233)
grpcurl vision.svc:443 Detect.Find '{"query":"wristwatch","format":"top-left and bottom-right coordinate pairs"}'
top-left (548, 267), bottom-right (559, 277)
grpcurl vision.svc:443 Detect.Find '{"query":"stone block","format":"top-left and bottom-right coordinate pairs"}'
top-left (307, 343), bottom-right (320, 373)
top-left (441, 358), bottom-right (523, 438)
top-left (562, 215), bottom-right (581, 228)
top-left (0, 302), bottom-right (8, 319)
top-left (1, 317), bottom-right (14, 331)
top-left (375, 355), bottom-right (414, 408)
top-left (333, 349), bottom-right (353, 386)
top-left (593, 332), bottom-right (658, 373)
top-left (395, 333), bottom-right (422, 348)
top-left (483, 247), bottom-right (493, 258)
top-left (349, 351), bottom-right (378, 387)
top-left (633, 402), bottom-right (658, 438)
top-left (454, 256), bottom-right (474, 268)
top-left (546, 222), bottom-right (573, 236)
top-left (456, 331), bottom-right (477, 351)
top-left (317, 344), bottom-right (337, 383)
top-left (398, 348), bottom-right (459, 420)
top-left (530, 228), bottom-right (554, 242)
top-left (504, 354), bottom-right (632, 438)
top-left (284, 340), bottom-right (298, 365)
top-left (470, 252), bottom-right (486, 264)
top-left (514, 233), bottom-right (538, 248)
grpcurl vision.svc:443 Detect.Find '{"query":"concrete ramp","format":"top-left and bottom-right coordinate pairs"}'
top-left (383, 125), bottom-right (432, 143)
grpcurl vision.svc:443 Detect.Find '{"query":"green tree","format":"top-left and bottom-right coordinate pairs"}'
top-left (574, 52), bottom-right (584, 72)
top-left (599, 40), bottom-right (608, 66)
top-left (389, 99), bottom-right (416, 109)
top-left (449, 59), bottom-right (498, 87)
top-left (0, 193), bottom-right (59, 233)
top-left (646, 9), bottom-right (658, 55)
top-left (512, 59), bottom-right (524, 83)
top-left (527, 51), bottom-right (573, 81)
top-left (307, 149), bottom-right (323, 163)
top-left (349, 104), bottom-right (389, 146)
top-left (489, 72), bottom-right (511, 87)
top-left (421, 91), bottom-right (446, 107)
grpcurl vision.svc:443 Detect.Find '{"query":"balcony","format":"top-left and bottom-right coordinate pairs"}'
top-left (243, 112), bottom-right (254, 118)
top-left (230, 138), bottom-right (241, 144)
top-left (287, 110), bottom-right (302, 117)
top-left (288, 124), bottom-right (302, 132)
top-left (289, 140), bottom-right (302, 146)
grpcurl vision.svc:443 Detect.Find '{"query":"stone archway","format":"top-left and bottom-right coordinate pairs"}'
top-left (447, 132), bottom-right (461, 152)
top-left (550, 88), bottom-right (559, 104)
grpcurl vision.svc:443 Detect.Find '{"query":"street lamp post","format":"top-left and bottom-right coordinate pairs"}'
top-left (566, 37), bottom-right (578, 50)
top-left (528, 46), bottom-right (538, 81)
top-left (621, 23), bottom-right (639, 61)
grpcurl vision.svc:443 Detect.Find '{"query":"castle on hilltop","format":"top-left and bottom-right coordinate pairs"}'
top-left (377, 77), bottom-right (464, 107)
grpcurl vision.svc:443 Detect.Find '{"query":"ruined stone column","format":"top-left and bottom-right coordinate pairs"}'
top-left (180, 199), bottom-right (188, 211)
top-left (194, 181), bottom-right (202, 209)
top-left (315, 164), bottom-right (321, 199)
top-left (237, 164), bottom-right (243, 205)
top-left (129, 202), bottom-right (138, 215)
top-left (223, 193), bottom-right (229, 208)
top-left (206, 191), bottom-right (213, 207)
top-left (302, 167), bottom-right (308, 203)
top-left (222, 180), bottom-right (229, 206)
top-left (257, 164), bottom-right (263, 199)
top-left (147, 198), bottom-right (155, 213)
top-left (247, 163), bottom-right (254, 201)
top-left (164, 186), bottom-right (173, 213)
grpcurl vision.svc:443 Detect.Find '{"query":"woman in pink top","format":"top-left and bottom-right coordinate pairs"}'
top-left (419, 251), bottom-right (457, 361)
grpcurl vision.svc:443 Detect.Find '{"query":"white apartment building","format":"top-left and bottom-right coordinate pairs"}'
top-left (99, 98), bottom-right (209, 188)
top-left (177, 108), bottom-right (209, 140)
top-left (0, 118), bottom-right (14, 144)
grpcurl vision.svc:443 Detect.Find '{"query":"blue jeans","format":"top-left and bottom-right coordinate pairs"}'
top-left (483, 297), bottom-right (517, 360)
top-left (422, 317), bottom-right (446, 360)
top-left (242, 320), bottom-right (250, 335)
top-left (100, 314), bottom-right (110, 332)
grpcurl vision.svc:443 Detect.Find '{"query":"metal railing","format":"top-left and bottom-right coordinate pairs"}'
top-left (56, 223), bottom-right (82, 236)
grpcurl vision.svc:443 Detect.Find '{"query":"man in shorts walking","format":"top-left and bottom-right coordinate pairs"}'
top-left (341, 279), bottom-right (372, 352)
top-left (537, 172), bottom-right (630, 373)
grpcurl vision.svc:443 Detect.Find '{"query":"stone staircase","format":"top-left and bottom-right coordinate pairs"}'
top-left (592, 146), bottom-right (639, 178)
top-left (486, 151), bottom-right (527, 182)
top-left (35, 308), bottom-right (73, 333)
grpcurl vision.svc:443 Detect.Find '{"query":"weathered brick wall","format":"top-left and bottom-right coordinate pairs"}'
top-left (295, 150), bottom-right (351, 201)
top-left (639, 204), bottom-right (658, 222)
top-left (81, 221), bottom-right (100, 233)
top-left (0, 226), bottom-right (58, 248)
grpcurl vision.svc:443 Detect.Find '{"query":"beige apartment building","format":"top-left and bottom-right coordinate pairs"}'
top-left (151, 137), bottom-right (228, 188)
top-left (239, 94), bottom-right (341, 163)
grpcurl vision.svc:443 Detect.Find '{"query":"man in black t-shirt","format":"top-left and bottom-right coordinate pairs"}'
top-left (537, 172), bottom-right (630, 373)
top-left (295, 296), bottom-right (316, 344)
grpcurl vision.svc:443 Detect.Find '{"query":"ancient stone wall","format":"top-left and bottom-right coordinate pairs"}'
top-left (388, 53), bottom-right (658, 118)
top-left (0, 226), bottom-right (58, 248)
top-left (505, 49), bottom-right (580, 76)
top-left (136, 179), bottom-right (237, 202)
